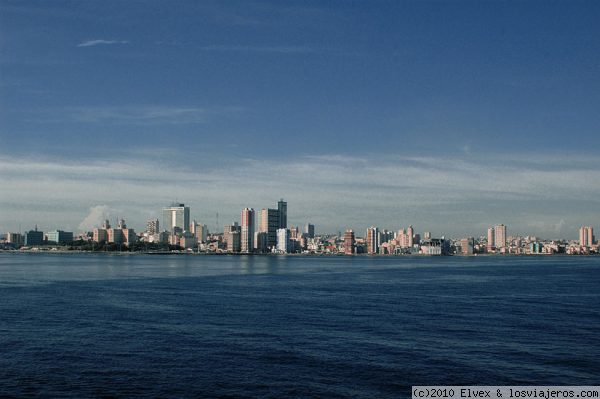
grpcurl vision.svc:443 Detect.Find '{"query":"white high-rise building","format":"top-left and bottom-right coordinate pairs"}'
top-left (494, 224), bottom-right (507, 248)
top-left (579, 226), bottom-right (594, 247)
top-left (276, 228), bottom-right (290, 253)
top-left (162, 203), bottom-right (190, 233)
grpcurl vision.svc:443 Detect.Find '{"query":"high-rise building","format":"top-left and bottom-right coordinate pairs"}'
top-left (579, 226), bottom-right (594, 247)
top-left (224, 223), bottom-right (241, 252)
top-left (494, 224), bottom-right (507, 249)
top-left (487, 227), bottom-right (495, 250)
top-left (343, 230), bottom-right (356, 255)
top-left (406, 225), bottom-right (414, 247)
top-left (146, 219), bottom-right (159, 235)
top-left (304, 223), bottom-right (315, 238)
top-left (259, 208), bottom-right (279, 249)
top-left (366, 227), bottom-right (380, 254)
top-left (277, 199), bottom-right (287, 229)
top-left (162, 203), bottom-right (190, 233)
top-left (254, 231), bottom-right (268, 253)
top-left (241, 208), bottom-right (254, 253)
top-left (193, 223), bottom-right (208, 243)
top-left (423, 231), bottom-right (431, 240)
top-left (276, 228), bottom-right (290, 253)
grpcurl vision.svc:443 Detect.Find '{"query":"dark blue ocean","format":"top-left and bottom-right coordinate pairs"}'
top-left (0, 254), bottom-right (598, 398)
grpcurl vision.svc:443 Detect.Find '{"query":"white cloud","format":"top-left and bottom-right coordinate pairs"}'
top-left (77, 39), bottom-right (130, 48)
top-left (32, 105), bottom-right (244, 125)
top-left (0, 152), bottom-right (599, 237)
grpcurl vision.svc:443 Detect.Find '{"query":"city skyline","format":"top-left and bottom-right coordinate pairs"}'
top-left (1, 197), bottom-right (596, 244)
top-left (1, 1), bottom-right (600, 237)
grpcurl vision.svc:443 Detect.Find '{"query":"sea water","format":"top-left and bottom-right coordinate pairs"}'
top-left (0, 254), bottom-right (598, 397)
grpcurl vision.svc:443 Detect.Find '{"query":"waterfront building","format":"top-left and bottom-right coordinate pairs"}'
top-left (241, 208), bottom-right (254, 253)
top-left (193, 223), bottom-right (208, 243)
top-left (530, 242), bottom-right (543, 254)
top-left (151, 231), bottom-right (169, 244)
top-left (122, 228), bottom-right (136, 246)
top-left (420, 238), bottom-right (449, 255)
top-left (225, 223), bottom-right (241, 253)
top-left (579, 226), bottom-right (594, 247)
top-left (276, 228), bottom-right (290, 253)
top-left (108, 228), bottom-right (124, 244)
top-left (406, 225), bottom-right (414, 247)
top-left (366, 227), bottom-right (380, 254)
top-left (278, 199), bottom-right (287, 229)
top-left (494, 224), bottom-right (507, 249)
top-left (46, 230), bottom-right (73, 244)
top-left (259, 208), bottom-right (279, 249)
top-left (343, 230), bottom-right (356, 255)
top-left (93, 228), bottom-right (108, 243)
top-left (304, 223), bottom-right (315, 239)
top-left (6, 232), bottom-right (23, 247)
top-left (397, 226), bottom-right (415, 248)
top-left (487, 227), bottom-right (495, 250)
top-left (254, 231), bottom-right (268, 253)
top-left (104, 219), bottom-right (136, 246)
top-left (460, 237), bottom-right (474, 255)
top-left (146, 219), bottom-right (159, 235)
top-left (179, 232), bottom-right (196, 249)
top-left (24, 227), bottom-right (44, 246)
top-left (162, 203), bottom-right (190, 233)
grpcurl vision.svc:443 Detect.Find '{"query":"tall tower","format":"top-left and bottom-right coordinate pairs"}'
top-left (579, 226), bottom-right (594, 247)
top-left (343, 230), bottom-right (356, 255)
top-left (494, 224), bottom-right (507, 249)
top-left (146, 219), bottom-right (159, 235)
top-left (162, 203), bottom-right (190, 233)
top-left (406, 225), bottom-right (414, 247)
top-left (259, 208), bottom-right (279, 249)
top-left (241, 208), bottom-right (255, 253)
top-left (487, 227), bottom-right (495, 250)
top-left (277, 199), bottom-right (287, 229)
top-left (276, 228), bottom-right (290, 253)
top-left (366, 227), bottom-right (380, 254)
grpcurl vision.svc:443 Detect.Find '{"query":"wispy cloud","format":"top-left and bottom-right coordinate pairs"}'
top-left (201, 45), bottom-right (315, 54)
top-left (32, 105), bottom-right (244, 125)
top-left (0, 152), bottom-right (599, 237)
top-left (77, 39), bottom-right (130, 48)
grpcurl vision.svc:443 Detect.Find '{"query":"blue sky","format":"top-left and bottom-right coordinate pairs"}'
top-left (1, 0), bottom-right (600, 238)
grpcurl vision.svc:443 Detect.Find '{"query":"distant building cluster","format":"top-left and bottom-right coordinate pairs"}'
top-left (1, 201), bottom-right (598, 256)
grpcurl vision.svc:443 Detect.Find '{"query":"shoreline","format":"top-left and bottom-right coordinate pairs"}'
top-left (0, 249), bottom-right (596, 257)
